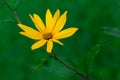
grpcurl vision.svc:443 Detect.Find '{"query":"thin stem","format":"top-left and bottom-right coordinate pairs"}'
top-left (51, 51), bottom-right (89, 80)
top-left (1, 0), bottom-right (21, 24)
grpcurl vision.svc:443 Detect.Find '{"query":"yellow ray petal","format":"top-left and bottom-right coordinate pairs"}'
top-left (20, 32), bottom-right (42, 40)
top-left (31, 39), bottom-right (47, 50)
top-left (33, 14), bottom-right (46, 33)
top-left (29, 14), bottom-right (40, 32)
top-left (47, 40), bottom-right (53, 53)
top-left (53, 9), bottom-right (60, 21)
top-left (53, 28), bottom-right (78, 39)
top-left (52, 9), bottom-right (60, 30)
top-left (17, 24), bottom-right (40, 35)
top-left (52, 11), bottom-right (67, 34)
top-left (46, 9), bottom-right (53, 32)
top-left (52, 39), bottom-right (63, 45)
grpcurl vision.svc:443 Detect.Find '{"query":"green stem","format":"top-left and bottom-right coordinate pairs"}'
top-left (51, 51), bottom-right (89, 80)
top-left (1, 0), bottom-right (21, 24)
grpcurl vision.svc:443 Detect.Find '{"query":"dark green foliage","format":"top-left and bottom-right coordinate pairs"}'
top-left (0, 0), bottom-right (120, 80)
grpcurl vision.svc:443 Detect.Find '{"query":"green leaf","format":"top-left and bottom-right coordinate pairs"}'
top-left (83, 44), bottom-right (101, 73)
top-left (103, 27), bottom-right (120, 38)
top-left (33, 55), bottom-right (52, 72)
top-left (0, 19), bottom-right (15, 23)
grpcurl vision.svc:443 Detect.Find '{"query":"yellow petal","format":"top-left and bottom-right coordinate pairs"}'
top-left (47, 40), bottom-right (53, 53)
top-left (31, 39), bottom-right (47, 50)
top-left (46, 9), bottom-right (53, 32)
top-left (53, 9), bottom-right (60, 22)
top-left (29, 14), bottom-right (40, 32)
top-left (53, 28), bottom-right (78, 39)
top-left (17, 24), bottom-right (40, 35)
top-left (52, 9), bottom-right (60, 30)
top-left (20, 32), bottom-right (42, 40)
top-left (52, 11), bottom-right (67, 34)
top-left (33, 14), bottom-right (46, 33)
top-left (52, 39), bottom-right (63, 45)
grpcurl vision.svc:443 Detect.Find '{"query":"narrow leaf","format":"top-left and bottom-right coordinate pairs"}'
top-left (83, 44), bottom-right (101, 73)
top-left (103, 27), bottom-right (120, 38)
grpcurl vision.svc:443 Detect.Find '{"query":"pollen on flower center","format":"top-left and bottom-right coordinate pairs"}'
top-left (43, 33), bottom-right (52, 40)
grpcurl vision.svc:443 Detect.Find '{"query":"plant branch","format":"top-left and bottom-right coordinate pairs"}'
top-left (51, 51), bottom-right (89, 80)
top-left (1, 0), bottom-right (21, 24)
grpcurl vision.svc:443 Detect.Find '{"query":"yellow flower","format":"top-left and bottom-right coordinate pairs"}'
top-left (17, 9), bottom-right (78, 53)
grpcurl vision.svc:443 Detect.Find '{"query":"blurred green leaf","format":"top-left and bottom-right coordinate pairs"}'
top-left (0, 19), bottom-right (15, 23)
top-left (83, 44), bottom-right (101, 73)
top-left (33, 55), bottom-right (52, 71)
top-left (103, 27), bottom-right (120, 38)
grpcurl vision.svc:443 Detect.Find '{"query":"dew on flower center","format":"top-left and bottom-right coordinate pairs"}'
top-left (43, 33), bottom-right (52, 40)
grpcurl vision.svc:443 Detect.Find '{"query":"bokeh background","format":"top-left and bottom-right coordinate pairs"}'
top-left (0, 0), bottom-right (120, 80)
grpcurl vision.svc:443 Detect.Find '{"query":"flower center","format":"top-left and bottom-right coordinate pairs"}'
top-left (43, 33), bottom-right (52, 40)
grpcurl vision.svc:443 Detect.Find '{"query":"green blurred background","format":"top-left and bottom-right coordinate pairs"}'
top-left (0, 0), bottom-right (120, 80)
